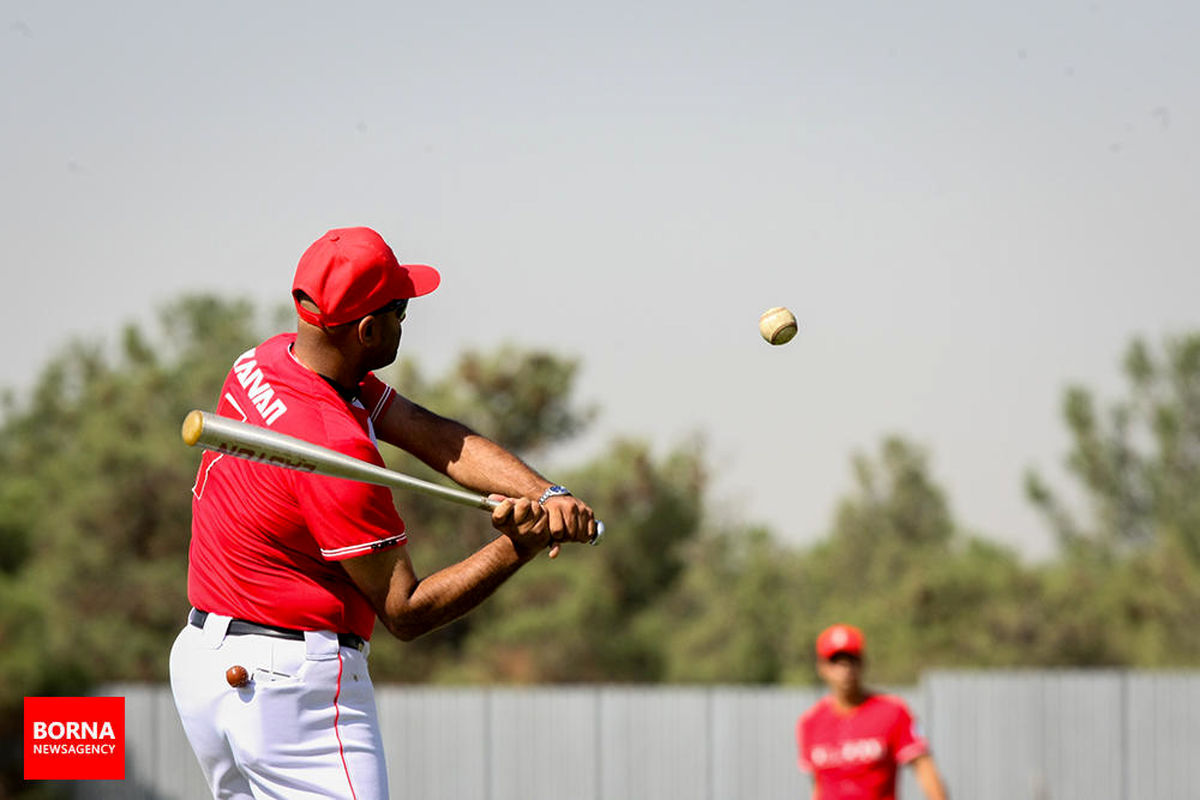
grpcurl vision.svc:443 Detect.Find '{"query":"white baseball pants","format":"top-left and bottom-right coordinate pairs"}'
top-left (169, 612), bottom-right (388, 799)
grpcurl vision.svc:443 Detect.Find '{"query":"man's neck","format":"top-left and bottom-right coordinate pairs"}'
top-left (292, 327), bottom-right (365, 391)
top-left (830, 689), bottom-right (867, 712)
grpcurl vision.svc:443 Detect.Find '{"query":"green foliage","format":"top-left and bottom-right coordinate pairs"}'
top-left (0, 295), bottom-right (262, 796)
top-left (1024, 333), bottom-right (1200, 666)
top-left (1027, 333), bottom-right (1200, 557)
top-left (368, 436), bottom-right (710, 684)
top-left (391, 344), bottom-right (597, 455)
top-left (654, 527), bottom-right (800, 683)
top-left (770, 438), bottom-right (1038, 685)
top-left (0, 296), bottom-right (260, 699)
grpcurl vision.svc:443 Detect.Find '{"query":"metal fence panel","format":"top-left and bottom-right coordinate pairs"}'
top-left (486, 687), bottom-right (599, 800)
top-left (79, 671), bottom-right (1200, 800)
top-left (1042, 672), bottom-right (1123, 800)
top-left (144, 684), bottom-right (211, 800)
top-left (376, 687), bottom-right (487, 800)
top-left (710, 687), bottom-right (817, 800)
top-left (1126, 672), bottom-right (1200, 800)
top-left (927, 671), bottom-right (1053, 800)
top-left (926, 671), bottom-right (1130, 800)
top-left (598, 687), bottom-right (711, 800)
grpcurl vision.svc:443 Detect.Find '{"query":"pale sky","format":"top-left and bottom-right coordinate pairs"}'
top-left (4, 1), bottom-right (1199, 559)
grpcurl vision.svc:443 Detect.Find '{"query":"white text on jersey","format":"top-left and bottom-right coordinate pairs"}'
top-left (232, 348), bottom-right (288, 425)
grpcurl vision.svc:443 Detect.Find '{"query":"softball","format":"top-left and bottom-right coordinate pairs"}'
top-left (759, 306), bottom-right (798, 345)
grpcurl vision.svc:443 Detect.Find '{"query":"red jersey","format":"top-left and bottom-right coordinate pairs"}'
top-left (796, 694), bottom-right (929, 800)
top-left (187, 333), bottom-right (405, 640)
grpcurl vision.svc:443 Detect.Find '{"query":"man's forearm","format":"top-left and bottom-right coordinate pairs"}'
top-left (912, 756), bottom-right (948, 800)
top-left (441, 431), bottom-right (550, 497)
top-left (382, 535), bottom-right (536, 641)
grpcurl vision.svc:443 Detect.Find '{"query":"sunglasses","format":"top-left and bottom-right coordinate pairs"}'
top-left (370, 297), bottom-right (409, 320)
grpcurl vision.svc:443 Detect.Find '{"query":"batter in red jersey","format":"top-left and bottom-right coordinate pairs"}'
top-left (796, 625), bottom-right (949, 800)
top-left (170, 227), bottom-right (600, 799)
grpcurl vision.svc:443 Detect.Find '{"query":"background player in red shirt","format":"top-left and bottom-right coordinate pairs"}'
top-left (796, 624), bottom-right (949, 800)
top-left (169, 227), bottom-right (599, 799)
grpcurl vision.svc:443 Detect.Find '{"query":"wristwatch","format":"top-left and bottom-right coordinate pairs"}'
top-left (537, 485), bottom-right (572, 504)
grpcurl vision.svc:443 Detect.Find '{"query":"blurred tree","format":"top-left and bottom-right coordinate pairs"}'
top-left (0, 295), bottom-right (263, 796)
top-left (1024, 333), bottom-right (1200, 665)
top-left (364, 346), bottom-right (602, 683)
top-left (1026, 333), bottom-right (1200, 559)
top-left (417, 345), bottom-right (598, 454)
top-left (369, 346), bottom-right (596, 592)
top-left (654, 525), bottom-right (800, 683)
top-left (369, 435), bottom-right (709, 684)
top-left (823, 437), bottom-right (954, 582)
top-left (471, 437), bottom-right (708, 683)
top-left (782, 436), bottom-right (1037, 684)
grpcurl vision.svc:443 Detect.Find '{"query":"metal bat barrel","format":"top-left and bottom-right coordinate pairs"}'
top-left (182, 410), bottom-right (495, 509)
top-left (181, 410), bottom-right (604, 543)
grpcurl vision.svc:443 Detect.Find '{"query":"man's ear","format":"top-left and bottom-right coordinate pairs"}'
top-left (356, 315), bottom-right (378, 344)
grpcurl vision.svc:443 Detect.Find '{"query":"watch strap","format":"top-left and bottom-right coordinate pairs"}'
top-left (537, 485), bottom-right (572, 504)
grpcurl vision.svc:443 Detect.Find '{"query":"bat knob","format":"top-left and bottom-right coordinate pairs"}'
top-left (182, 410), bottom-right (205, 447)
top-left (590, 521), bottom-right (605, 546)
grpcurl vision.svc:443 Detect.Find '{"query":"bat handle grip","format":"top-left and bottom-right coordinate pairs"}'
top-left (484, 493), bottom-right (605, 545)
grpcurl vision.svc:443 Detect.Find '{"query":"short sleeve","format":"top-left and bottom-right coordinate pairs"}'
top-left (890, 701), bottom-right (930, 765)
top-left (296, 434), bottom-right (406, 560)
top-left (359, 373), bottom-right (396, 422)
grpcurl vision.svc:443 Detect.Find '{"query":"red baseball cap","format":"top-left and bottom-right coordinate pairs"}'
top-left (292, 227), bottom-right (441, 327)
top-left (815, 624), bottom-right (865, 659)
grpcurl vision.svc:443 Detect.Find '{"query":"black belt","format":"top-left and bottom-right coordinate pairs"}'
top-left (189, 608), bottom-right (365, 652)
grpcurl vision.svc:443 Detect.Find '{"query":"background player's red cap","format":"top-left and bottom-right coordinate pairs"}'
top-left (815, 624), bottom-right (865, 659)
top-left (292, 227), bottom-right (441, 327)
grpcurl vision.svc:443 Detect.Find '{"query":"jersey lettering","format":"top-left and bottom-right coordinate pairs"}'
top-left (232, 349), bottom-right (288, 425)
top-left (810, 736), bottom-right (886, 767)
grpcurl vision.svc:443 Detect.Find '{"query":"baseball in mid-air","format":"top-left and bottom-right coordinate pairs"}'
top-left (759, 306), bottom-right (798, 345)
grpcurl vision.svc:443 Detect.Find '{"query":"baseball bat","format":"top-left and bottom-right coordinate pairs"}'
top-left (181, 410), bottom-right (603, 543)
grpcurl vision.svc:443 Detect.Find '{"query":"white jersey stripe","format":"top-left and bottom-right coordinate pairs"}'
top-left (320, 535), bottom-right (406, 559)
top-left (369, 385), bottom-right (393, 421)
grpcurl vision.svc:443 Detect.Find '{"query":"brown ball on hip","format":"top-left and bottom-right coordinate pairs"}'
top-left (225, 665), bottom-right (250, 688)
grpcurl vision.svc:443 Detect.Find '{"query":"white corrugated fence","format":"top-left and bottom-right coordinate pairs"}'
top-left (71, 671), bottom-right (1199, 799)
